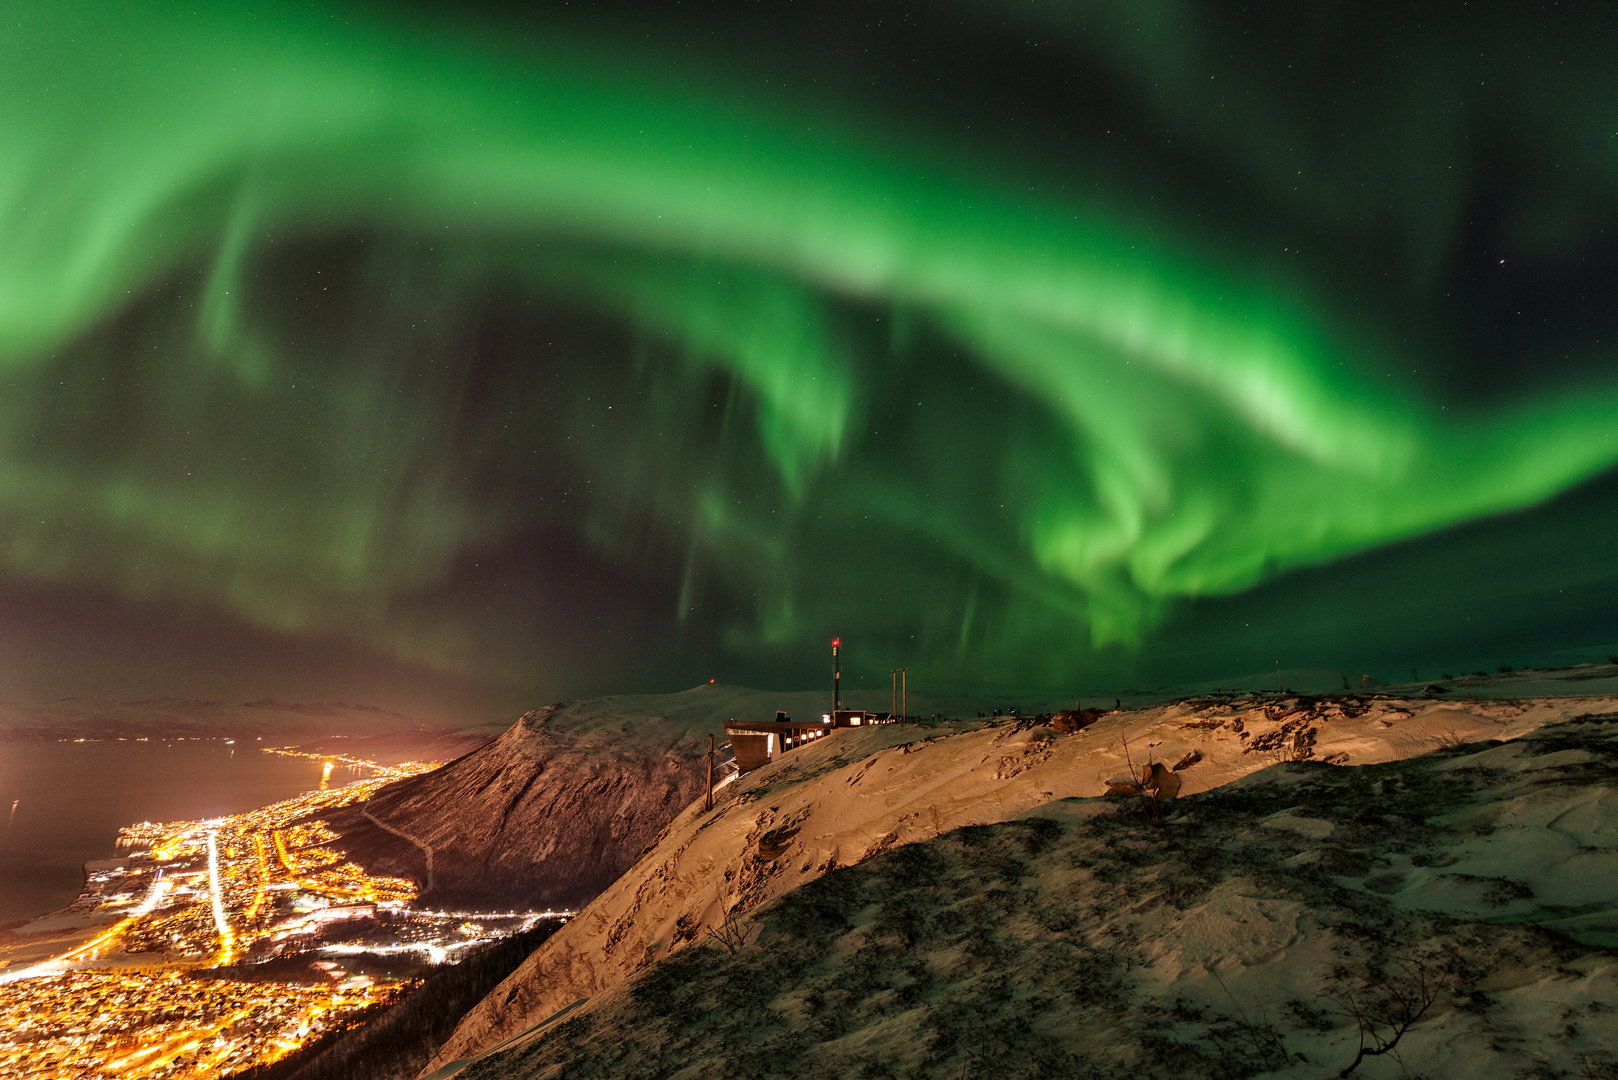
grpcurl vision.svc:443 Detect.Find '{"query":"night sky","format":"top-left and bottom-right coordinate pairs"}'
top-left (3, 1), bottom-right (1617, 717)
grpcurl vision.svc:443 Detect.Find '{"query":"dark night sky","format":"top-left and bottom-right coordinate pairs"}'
top-left (2, 1), bottom-right (1616, 720)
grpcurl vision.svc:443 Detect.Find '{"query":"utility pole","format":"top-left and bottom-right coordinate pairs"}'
top-left (1275, 660), bottom-right (1282, 692)
top-left (704, 734), bottom-right (714, 812)
top-left (891, 667), bottom-right (908, 721)
top-left (832, 637), bottom-right (841, 715)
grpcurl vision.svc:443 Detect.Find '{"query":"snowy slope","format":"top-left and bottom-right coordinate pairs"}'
top-left (434, 713), bottom-right (1618, 1079)
top-left (422, 690), bottom-right (1618, 1076)
top-left (318, 682), bottom-right (1079, 911)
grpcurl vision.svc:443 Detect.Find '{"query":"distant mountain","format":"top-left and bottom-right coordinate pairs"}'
top-left (0, 696), bottom-right (462, 745)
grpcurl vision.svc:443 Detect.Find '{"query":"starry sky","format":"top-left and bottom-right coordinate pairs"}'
top-left (2, 0), bottom-right (1616, 717)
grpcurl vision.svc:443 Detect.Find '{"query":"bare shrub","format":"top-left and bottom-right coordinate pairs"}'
top-left (1208, 970), bottom-right (1293, 1073)
top-left (1327, 954), bottom-right (1450, 1077)
top-left (703, 906), bottom-right (749, 955)
top-left (1580, 1053), bottom-right (1618, 1079)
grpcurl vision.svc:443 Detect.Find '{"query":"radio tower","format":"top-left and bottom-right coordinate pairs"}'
top-left (832, 637), bottom-right (841, 715)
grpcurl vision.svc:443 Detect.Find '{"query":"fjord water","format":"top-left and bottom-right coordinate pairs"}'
top-left (0, 741), bottom-right (360, 924)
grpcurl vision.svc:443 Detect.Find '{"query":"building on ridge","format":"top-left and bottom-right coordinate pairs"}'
top-left (722, 708), bottom-right (884, 773)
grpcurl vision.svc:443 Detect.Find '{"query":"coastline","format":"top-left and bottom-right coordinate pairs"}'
top-left (0, 861), bottom-right (139, 977)
top-left (0, 738), bottom-right (359, 924)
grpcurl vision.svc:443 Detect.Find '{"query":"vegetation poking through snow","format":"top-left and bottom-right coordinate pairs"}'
top-left (453, 718), bottom-right (1618, 1080)
top-left (702, 906), bottom-right (750, 956)
top-left (1326, 954), bottom-right (1449, 1076)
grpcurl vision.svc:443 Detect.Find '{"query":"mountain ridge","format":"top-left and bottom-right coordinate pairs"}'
top-left (420, 686), bottom-right (1618, 1077)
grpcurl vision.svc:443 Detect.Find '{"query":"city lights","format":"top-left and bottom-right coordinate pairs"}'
top-left (0, 748), bottom-right (569, 1079)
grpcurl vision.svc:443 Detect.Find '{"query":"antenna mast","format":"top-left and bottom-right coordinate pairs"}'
top-left (832, 637), bottom-right (841, 714)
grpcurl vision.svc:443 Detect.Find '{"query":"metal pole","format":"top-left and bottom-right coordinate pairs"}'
top-left (832, 638), bottom-right (841, 715)
top-left (704, 734), bottom-right (714, 811)
top-left (901, 667), bottom-right (908, 720)
top-left (890, 668), bottom-right (898, 720)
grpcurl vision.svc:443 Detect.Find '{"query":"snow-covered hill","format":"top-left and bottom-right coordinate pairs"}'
top-left (315, 682), bottom-right (1073, 912)
top-left (433, 712), bottom-right (1618, 1079)
top-left (421, 689), bottom-right (1618, 1078)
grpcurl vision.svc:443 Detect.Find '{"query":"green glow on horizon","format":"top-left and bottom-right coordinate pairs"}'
top-left (1, 1), bottom-right (1616, 684)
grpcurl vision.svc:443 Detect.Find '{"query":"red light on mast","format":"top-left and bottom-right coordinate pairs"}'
top-left (831, 637), bottom-right (841, 713)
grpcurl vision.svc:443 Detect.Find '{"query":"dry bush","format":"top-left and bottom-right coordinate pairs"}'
top-left (1580, 1054), bottom-right (1618, 1080)
top-left (703, 906), bottom-right (749, 955)
top-left (1207, 971), bottom-right (1293, 1073)
top-left (1327, 954), bottom-right (1451, 1077)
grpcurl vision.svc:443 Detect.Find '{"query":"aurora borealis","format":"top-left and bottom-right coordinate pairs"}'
top-left (3, 1), bottom-right (1617, 709)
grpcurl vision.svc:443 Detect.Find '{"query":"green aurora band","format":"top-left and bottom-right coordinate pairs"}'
top-left (2, 2), bottom-right (1616, 690)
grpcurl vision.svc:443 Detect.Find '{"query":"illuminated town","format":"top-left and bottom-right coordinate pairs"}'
top-left (0, 748), bottom-right (566, 1079)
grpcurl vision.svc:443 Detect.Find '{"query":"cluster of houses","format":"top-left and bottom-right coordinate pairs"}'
top-left (721, 709), bottom-right (888, 772)
top-left (721, 704), bottom-right (1111, 774)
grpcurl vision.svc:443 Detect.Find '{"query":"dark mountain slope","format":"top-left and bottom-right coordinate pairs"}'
top-left (320, 703), bottom-right (713, 911)
top-left (319, 680), bottom-right (1040, 912)
top-left (226, 921), bottom-right (565, 1080)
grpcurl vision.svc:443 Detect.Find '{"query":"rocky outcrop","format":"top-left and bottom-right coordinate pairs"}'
top-left (320, 704), bottom-right (714, 912)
